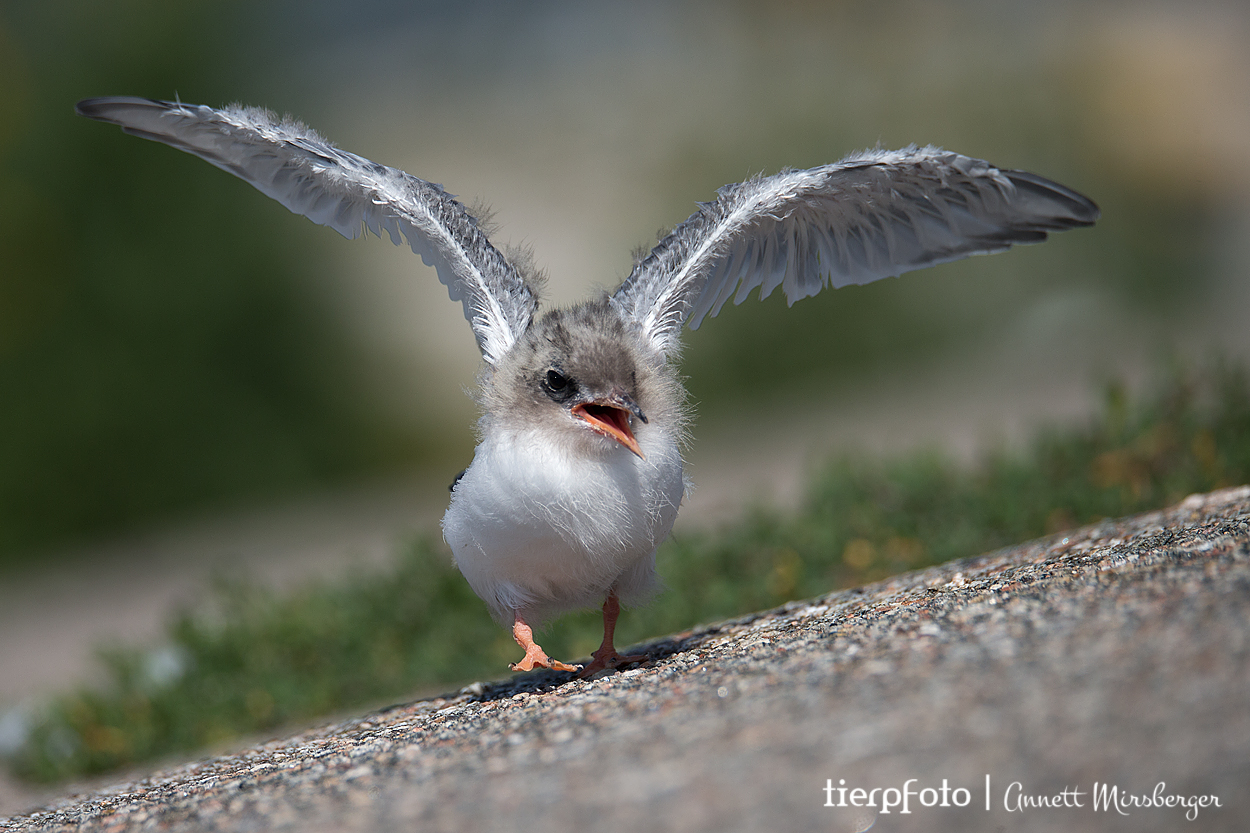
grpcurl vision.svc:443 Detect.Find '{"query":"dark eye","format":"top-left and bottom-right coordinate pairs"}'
top-left (541, 368), bottom-right (576, 402)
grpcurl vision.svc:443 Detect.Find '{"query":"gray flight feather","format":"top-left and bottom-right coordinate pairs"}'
top-left (75, 96), bottom-right (537, 366)
top-left (610, 145), bottom-right (1100, 358)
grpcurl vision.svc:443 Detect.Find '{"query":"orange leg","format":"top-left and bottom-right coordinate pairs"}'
top-left (510, 614), bottom-right (581, 673)
top-left (578, 591), bottom-right (648, 678)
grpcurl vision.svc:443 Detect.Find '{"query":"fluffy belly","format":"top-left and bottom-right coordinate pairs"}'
top-left (442, 429), bottom-right (684, 626)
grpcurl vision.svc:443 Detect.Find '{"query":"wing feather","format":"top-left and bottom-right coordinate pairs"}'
top-left (611, 146), bottom-right (1098, 358)
top-left (76, 96), bottom-right (536, 365)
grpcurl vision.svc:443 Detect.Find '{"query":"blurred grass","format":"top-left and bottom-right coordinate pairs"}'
top-left (6, 358), bottom-right (1249, 783)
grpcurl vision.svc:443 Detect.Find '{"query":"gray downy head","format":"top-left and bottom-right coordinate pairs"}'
top-left (480, 296), bottom-right (687, 458)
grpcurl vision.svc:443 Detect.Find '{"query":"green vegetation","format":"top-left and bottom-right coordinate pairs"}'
top-left (7, 359), bottom-right (1249, 783)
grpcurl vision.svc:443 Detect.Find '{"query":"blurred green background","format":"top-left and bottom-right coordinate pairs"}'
top-left (3, 0), bottom-right (1247, 567)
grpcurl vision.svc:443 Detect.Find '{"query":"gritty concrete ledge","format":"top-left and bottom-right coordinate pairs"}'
top-left (4, 486), bottom-right (1248, 833)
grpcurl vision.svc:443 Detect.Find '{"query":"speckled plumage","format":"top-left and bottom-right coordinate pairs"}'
top-left (77, 96), bottom-right (1098, 673)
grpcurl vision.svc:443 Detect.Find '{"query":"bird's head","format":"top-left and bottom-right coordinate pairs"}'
top-left (481, 298), bottom-right (683, 459)
top-left (534, 362), bottom-right (647, 457)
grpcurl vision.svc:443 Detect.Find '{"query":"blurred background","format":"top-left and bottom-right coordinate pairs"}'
top-left (2, 0), bottom-right (1249, 790)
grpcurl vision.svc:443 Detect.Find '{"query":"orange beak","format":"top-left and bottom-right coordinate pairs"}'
top-left (572, 401), bottom-right (645, 459)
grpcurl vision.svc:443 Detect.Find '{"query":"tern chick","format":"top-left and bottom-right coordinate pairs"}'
top-left (76, 96), bottom-right (1098, 676)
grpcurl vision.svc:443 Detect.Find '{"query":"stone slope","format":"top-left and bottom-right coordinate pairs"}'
top-left (5, 487), bottom-right (1248, 832)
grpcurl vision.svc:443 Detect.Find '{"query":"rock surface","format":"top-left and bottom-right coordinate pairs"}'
top-left (3, 487), bottom-right (1248, 832)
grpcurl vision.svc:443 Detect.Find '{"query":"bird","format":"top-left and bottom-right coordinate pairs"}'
top-left (76, 96), bottom-right (1099, 676)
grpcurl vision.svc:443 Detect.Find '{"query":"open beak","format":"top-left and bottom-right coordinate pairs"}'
top-left (572, 393), bottom-right (647, 459)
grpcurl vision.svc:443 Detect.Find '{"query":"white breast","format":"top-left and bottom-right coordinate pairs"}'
top-left (442, 423), bottom-right (685, 627)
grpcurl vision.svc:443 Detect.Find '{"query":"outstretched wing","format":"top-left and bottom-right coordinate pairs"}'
top-left (76, 96), bottom-right (536, 366)
top-left (611, 145), bottom-right (1099, 359)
